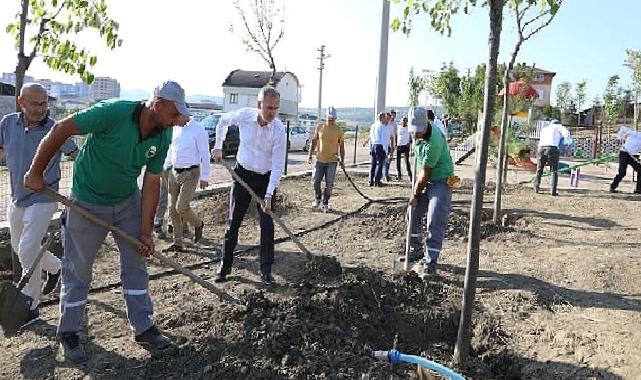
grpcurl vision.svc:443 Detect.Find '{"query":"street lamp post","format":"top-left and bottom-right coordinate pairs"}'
top-left (317, 45), bottom-right (330, 124)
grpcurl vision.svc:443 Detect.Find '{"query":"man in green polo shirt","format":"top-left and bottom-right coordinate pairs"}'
top-left (24, 80), bottom-right (190, 362)
top-left (407, 107), bottom-right (454, 277)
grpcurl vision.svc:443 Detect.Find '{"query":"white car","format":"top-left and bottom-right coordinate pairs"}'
top-left (288, 126), bottom-right (311, 151)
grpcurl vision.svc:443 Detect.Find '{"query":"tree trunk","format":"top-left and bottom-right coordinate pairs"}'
top-left (493, 65), bottom-right (511, 224)
top-left (453, 0), bottom-right (503, 365)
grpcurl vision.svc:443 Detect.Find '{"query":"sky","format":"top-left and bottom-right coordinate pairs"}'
top-left (0, 0), bottom-right (639, 109)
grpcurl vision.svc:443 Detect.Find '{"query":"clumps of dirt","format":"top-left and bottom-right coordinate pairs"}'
top-left (446, 208), bottom-right (519, 241)
top-left (303, 255), bottom-right (342, 282)
top-left (147, 256), bottom-right (514, 379)
top-left (197, 193), bottom-right (230, 225)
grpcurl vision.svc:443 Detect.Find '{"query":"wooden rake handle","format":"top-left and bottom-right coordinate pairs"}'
top-left (218, 160), bottom-right (312, 259)
top-left (43, 188), bottom-right (241, 305)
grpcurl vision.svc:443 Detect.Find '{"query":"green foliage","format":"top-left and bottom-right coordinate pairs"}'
top-left (408, 66), bottom-right (425, 106)
top-left (555, 82), bottom-right (573, 111)
top-left (603, 75), bottom-right (623, 127)
top-left (7, 0), bottom-right (122, 87)
top-left (624, 49), bottom-right (641, 95)
top-left (432, 62), bottom-right (461, 116)
top-left (575, 80), bottom-right (587, 111)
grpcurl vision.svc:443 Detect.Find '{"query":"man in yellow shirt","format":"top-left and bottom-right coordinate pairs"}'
top-left (307, 107), bottom-right (345, 212)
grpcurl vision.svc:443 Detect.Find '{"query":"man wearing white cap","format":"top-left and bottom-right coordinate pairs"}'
top-left (407, 107), bottom-right (454, 277)
top-left (307, 106), bottom-right (345, 212)
top-left (24, 80), bottom-right (190, 362)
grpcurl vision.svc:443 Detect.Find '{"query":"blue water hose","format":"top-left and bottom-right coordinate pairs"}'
top-left (374, 349), bottom-right (465, 380)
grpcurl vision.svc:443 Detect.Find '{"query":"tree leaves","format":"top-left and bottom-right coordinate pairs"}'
top-left (7, 0), bottom-right (123, 88)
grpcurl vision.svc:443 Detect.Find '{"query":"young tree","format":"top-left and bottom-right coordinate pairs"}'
top-left (408, 66), bottom-right (425, 106)
top-left (233, 0), bottom-right (285, 83)
top-left (604, 74), bottom-right (622, 135)
top-left (392, 0), bottom-right (505, 365)
top-left (433, 62), bottom-right (461, 116)
top-left (575, 79), bottom-right (587, 116)
top-left (493, 0), bottom-right (563, 225)
top-left (6, 0), bottom-right (122, 108)
top-left (555, 81), bottom-right (573, 112)
top-left (624, 50), bottom-right (641, 130)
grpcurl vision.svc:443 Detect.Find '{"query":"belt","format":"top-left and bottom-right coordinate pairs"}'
top-left (174, 164), bottom-right (198, 173)
top-left (236, 163), bottom-right (270, 177)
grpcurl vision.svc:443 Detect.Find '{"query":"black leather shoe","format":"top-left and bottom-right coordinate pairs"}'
top-left (214, 265), bottom-right (231, 283)
top-left (194, 222), bottom-right (204, 243)
top-left (42, 270), bottom-right (60, 295)
top-left (167, 243), bottom-right (183, 252)
top-left (134, 325), bottom-right (172, 350)
top-left (260, 272), bottom-right (276, 286)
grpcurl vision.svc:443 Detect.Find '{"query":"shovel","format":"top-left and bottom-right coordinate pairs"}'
top-left (42, 188), bottom-right (241, 305)
top-left (218, 160), bottom-right (312, 259)
top-left (0, 232), bottom-right (54, 336)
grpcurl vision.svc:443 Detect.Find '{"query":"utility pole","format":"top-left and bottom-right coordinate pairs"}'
top-left (317, 45), bottom-right (330, 124)
top-left (375, 0), bottom-right (390, 117)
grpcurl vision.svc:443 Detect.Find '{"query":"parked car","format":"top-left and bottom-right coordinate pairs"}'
top-left (201, 113), bottom-right (240, 158)
top-left (288, 126), bottom-right (311, 151)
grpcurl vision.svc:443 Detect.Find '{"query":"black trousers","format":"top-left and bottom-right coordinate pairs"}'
top-left (611, 150), bottom-right (641, 193)
top-left (221, 164), bottom-right (274, 273)
top-left (396, 144), bottom-right (412, 180)
top-left (534, 145), bottom-right (560, 194)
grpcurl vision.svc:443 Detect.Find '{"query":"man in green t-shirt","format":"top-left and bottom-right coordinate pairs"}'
top-left (407, 107), bottom-right (454, 277)
top-left (24, 80), bottom-right (190, 362)
top-left (307, 106), bottom-right (345, 212)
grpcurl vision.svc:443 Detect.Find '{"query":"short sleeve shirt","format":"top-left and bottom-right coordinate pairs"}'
top-left (414, 125), bottom-right (454, 181)
top-left (71, 100), bottom-right (171, 205)
top-left (0, 113), bottom-right (77, 207)
top-left (313, 123), bottom-right (344, 163)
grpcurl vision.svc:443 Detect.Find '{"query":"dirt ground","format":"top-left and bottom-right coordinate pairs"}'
top-left (1, 169), bottom-right (640, 379)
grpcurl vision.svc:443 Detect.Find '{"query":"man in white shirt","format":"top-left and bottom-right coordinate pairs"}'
top-left (610, 127), bottom-right (641, 194)
top-left (166, 117), bottom-right (210, 250)
top-left (428, 109), bottom-right (448, 140)
top-left (533, 119), bottom-right (570, 196)
top-left (211, 86), bottom-right (286, 286)
top-left (368, 112), bottom-right (390, 187)
top-left (396, 116), bottom-right (413, 181)
top-left (383, 110), bottom-right (397, 181)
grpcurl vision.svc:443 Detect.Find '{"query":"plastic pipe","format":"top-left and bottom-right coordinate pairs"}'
top-left (374, 349), bottom-right (465, 380)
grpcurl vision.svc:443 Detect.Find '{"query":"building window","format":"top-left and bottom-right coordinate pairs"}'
top-left (533, 74), bottom-right (544, 82)
top-left (230, 93), bottom-right (238, 104)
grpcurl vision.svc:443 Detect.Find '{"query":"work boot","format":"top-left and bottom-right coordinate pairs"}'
top-left (194, 221), bottom-right (204, 243)
top-left (260, 272), bottom-right (276, 286)
top-left (214, 264), bottom-right (231, 283)
top-left (42, 270), bottom-right (60, 295)
top-left (134, 325), bottom-right (173, 350)
top-left (59, 332), bottom-right (87, 363)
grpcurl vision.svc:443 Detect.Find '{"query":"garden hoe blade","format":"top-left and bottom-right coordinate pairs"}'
top-left (0, 233), bottom-right (54, 336)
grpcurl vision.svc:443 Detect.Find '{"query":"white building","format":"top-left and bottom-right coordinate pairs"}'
top-left (91, 76), bottom-right (120, 101)
top-left (1, 72), bottom-right (34, 85)
top-left (298, 113), bottom-right (318, 129)
top-left (221, 70), bottom-right (301, 126)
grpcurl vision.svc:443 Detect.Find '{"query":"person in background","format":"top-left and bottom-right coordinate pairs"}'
top-left (367, 112), bottom-right (390, 187)
top-left (0, 83), bottom-right (77, 324)
top-left (307, 106), bottom-right (345, 213)
top-left (533, 119), bottom-right (570, 196)
top-left (165, 117), bottom-right (209, 251)
top-left (396, 116), bottom-right (412, 182)
top-left (610, 126), bottom-right (641, 194)
top-left (383, 110), bottom-right (397, 182)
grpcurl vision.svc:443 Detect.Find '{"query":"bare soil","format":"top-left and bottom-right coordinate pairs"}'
top-left (1, 172), bottom-right (640, 379)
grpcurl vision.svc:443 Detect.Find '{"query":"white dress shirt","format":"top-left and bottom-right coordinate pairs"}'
top-left (397, 126), bottom-right (411, 146)
top-left (538, 122), bottom-right (570, 148)
top-left (618, 127), bottom-right (641, 155)
top-left (215, 107), bottom-right (286, 196)
top-left (369, 121), bottom-right (390, 152)
top-left (167, 118), bottom-right (211, 181)
top-left (433, 118), bottom-right (448, 139)
top-left (387, 120), bottom-right (397, 146)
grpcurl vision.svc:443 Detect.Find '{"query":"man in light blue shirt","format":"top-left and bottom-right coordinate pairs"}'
top-left (0, 83), bottom-right (77, 320)
top-left (368, 112), bottom-right (390, 186)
